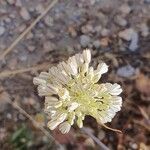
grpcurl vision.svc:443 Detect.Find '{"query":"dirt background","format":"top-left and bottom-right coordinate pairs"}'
top-left (0, 0), bottom-right (150, 149)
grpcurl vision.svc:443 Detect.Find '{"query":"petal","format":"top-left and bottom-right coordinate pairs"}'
top-left (39, 72), bottom-right (51, 80)
top-left (75, 54), bottom-right (84, 66)
top-left (59, 122), bottom-right (71, 134)
top-left (83, 49), bottom-right (91, 63)
top-left (68, 112), bottom-right (75, 125)
top-left (105, 83), bottom-right (122, 95)
top-left (37, 85), bottom-right (57, 96)
top-left (77, 117), bottom-right (83, 128)
top-left (68, 56), bottom-right (78, 75)
top-left (68, 102), bottom-right (79, 112)
top-left (33, 77), bottom-right (46, 85)
top-left (95, 62), bottom-right (108, 75)
top-left (47, 120), bottom-right (60, 130)
top-left (81, 63), bottom-right (89, 73)
top-left (58, 88), bottom-right (70, 100)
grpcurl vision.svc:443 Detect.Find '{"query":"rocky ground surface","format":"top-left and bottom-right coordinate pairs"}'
top-left (0, 0), bottom-right (150, 149)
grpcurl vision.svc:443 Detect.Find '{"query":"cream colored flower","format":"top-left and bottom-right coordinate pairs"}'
top-left (33, 49), bottom-right (122, 134)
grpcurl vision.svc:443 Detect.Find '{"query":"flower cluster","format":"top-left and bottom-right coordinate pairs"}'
top-left (33, 49), bottom-right (122, 134)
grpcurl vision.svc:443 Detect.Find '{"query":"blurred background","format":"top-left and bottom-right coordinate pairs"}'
top-left (0, 0), bottom-right (150, 149)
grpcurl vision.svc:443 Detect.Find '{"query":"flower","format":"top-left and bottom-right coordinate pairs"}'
top-left (33, 49), bottom-right (122, 134)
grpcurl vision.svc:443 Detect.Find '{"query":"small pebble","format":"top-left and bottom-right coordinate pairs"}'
top-left (117, 65), bottom-right (136, 78)
top-left (140, 23), bottom-right (149, 37)
top-left (101, 28), bottom-right (110, 37)
top-left (94, 25), bottom-right (102, 33)
top-left (19, 51), bottom-right (27, 61)
top-left (7, 0), bottom-right (15, 5)
top-left (119, 28), bottom-right (135, 41)
top-left (93, 40), bottom-right (101, 48)
top-left (18, 24), bottom-right (26, 32)
top-left (84, 138), bottom-right (95, 148)
top-left (129, 142), bottom-right (138, 149)
top-left (81, 24), bottom-right (93, 34)
top-left (89, 0), bottom-right (96, 5)
top-left (0, 26), bottom-right (5, 36)
top-left (100, 37), bottom-right (109, 47)
top-left (98, 130), bottom-right (105, 140)
top-left (129, 31), bottom-right (139, 51)
top-left (20, 7), bottom-right (31, 20)
top-left (4, 17), bottom-right (11, 23)
top-left (8, 58), bottom-right (18, 70)
top-left (80, 35), bottom-right (91, 47)
top-left (44, 16), bottom-right (54, 27)
top-left (36, 4), bottom-right (45, 14)
top-left (43, 41), bottom-right (56, 52)
top-left (28, 45), bottom-right (35, 52)
top-left (7, 113), bottom-right (12, 119)
top-left (68, 26), bottom-right (77, 37)
top-left (144, 0), bottom-right (150, 3)
top-left (26, 32), bottom-right (34, 39)
top-left (15, 0), bottom-right (22, 7)
top-left (120, 4), bottom-right (131, 14)
top-left (115, 15), bottom-right (127, 27)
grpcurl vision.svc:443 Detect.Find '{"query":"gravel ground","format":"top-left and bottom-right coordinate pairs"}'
top-left (0, 0), bottom-right (150, 150)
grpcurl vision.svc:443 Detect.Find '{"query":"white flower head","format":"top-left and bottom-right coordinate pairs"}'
top-left (33, 49), bottom-right (123, 134)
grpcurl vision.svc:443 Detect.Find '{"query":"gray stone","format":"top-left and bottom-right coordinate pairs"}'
top-left (120, 4), bottom-right (131, 14)
top-left (36, 4), bottom-right (45, 14)
top-left (80, 35), bottom-right (91, 47)
top-left (115, 15), bottom-right (127, 27)
top-left (28, 45), bottom-right (35, 52)
top-left (144, 0), bottom-right (150, 3)
top-left (0, 26), bottom-right (5, 36)
top-left (129, 32), bottom-right (139, 51)
top-left (20, 7), bottom-right (31, 20)
top-left (81, 24), bottom-right (93, 34)
top-left (15, 0), bottom-right (22, 7)
top-left (43, 41), bottom-right (56, 52)
top-left (93, 40), bottom-right (101, 48)
top-left (101, 28), bottom-right (110, 36)
top-left (7, 0), bottom-right (15, 5)
top-left (94, 25), bottom-right (102, 33)
top-left (119, 28), bottom-right (135, 41)
top-left (44, 16), bottom-right (54, 27)
top-left (117, 65), bottom-right (136, 78)
top-left (140, 23), bottom-right (149, 37)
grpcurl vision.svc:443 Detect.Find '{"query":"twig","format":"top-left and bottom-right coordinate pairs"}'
top-left (0, 63), bottom-right (51, 78)
top-left (6, 98), bottom-right (60, 146)
top-left (81, 127), bottom-right (110, 150)
top-left (0, 0), bottom-right (58, 61)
